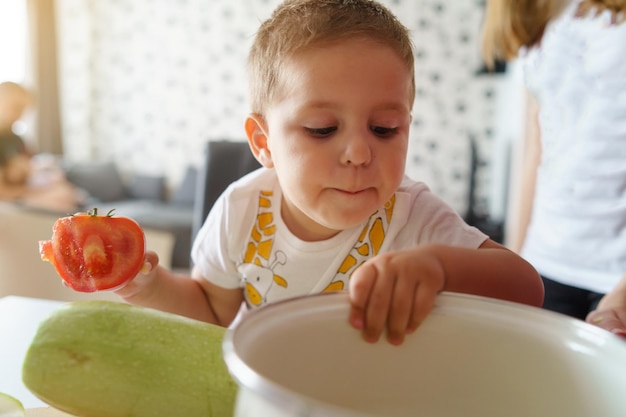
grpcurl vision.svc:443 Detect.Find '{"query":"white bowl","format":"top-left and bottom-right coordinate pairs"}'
top-left (223, 291), bottom-right (626, 417)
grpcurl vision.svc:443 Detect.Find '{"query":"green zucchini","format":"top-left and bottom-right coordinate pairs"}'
top-left (22, 300), bottom-right (237, 417)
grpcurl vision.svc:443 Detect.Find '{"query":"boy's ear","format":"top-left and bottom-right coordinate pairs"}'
top-left (245, 114), bottom-right (274, 168)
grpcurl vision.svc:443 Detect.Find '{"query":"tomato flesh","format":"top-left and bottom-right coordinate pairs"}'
top-left (39, 212), bottom-right (146, 292)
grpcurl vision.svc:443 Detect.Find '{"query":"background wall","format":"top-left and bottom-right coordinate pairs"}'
top-left (54, 0), bottom-right (524, 222)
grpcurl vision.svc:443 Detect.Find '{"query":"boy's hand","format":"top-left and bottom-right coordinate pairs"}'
top-left (39, 209), bottom-right (146, 292)
top-left (348, 246), bottom-right (445, 345)
top-left (113, 250), bottom-right (160, 299)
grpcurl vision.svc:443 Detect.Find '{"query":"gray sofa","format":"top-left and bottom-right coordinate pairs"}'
top-left (64, 162), bottom-right (196, 269)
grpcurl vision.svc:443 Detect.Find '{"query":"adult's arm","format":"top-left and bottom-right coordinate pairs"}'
top-left (506, 90), bottom-right (542, 254)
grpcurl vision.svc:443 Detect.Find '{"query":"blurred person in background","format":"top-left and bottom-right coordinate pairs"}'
top-left (0, 81), bottom-right (83, 212)
top-left (482, 0), bottom-right (626, 338)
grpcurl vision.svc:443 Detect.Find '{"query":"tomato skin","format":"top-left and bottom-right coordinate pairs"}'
top-left (39, 212), bottom-right (146, 292)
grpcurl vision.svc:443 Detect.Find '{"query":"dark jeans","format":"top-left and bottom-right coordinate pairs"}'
top-left (541, 276), bottom-right (605, 320)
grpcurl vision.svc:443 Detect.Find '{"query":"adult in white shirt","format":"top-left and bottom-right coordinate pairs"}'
top-left (482, 0), bottom-right (626, 338)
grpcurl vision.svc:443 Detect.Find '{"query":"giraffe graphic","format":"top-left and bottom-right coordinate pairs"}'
top-left (240, 191), bottom-right (287, 306)
top-left (240, 190), bottom-right (397, 305)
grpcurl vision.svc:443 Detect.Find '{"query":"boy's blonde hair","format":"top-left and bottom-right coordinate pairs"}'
top-left (248, 0), bottom-right (415, 115)
top-left (481, 0), bottom-right (626, 66)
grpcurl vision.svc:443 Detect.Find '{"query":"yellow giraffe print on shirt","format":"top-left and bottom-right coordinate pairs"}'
top-left (323, 194), bottom-right (396, 292)
top-left (242, 191), bottom-right (396, 304)
top-left (243, 191), bottom-right (275, 266)
top-left (242, 191), bottom-right (287, 306)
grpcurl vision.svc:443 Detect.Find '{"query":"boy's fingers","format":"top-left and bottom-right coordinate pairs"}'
top-left (140, 260), bottom-right (153, 274)
top-left (349, 262), bottom-right (392, 343)
top-left (386, 277), bottom-right (417, 345)
top-left (407, 285), bottom-right (438, 334)
top-left (348, 264), bottom-right (376, 331)
top-left (140, 251), bottom-right (159, 274)
top-left (362, 263), bottom-right (396, 343)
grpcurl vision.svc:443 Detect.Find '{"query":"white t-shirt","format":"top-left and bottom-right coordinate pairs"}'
top-left (192, 168), bottom-right (487, 309)
top-left (520, 0), bottom-right (626, 293)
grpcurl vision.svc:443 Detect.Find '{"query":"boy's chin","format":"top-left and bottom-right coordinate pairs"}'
top-left (320, 212), bottom-right (376, 233)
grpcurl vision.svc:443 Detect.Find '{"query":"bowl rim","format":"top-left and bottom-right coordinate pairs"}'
top-left (222, 291), bottom-right (626, 415)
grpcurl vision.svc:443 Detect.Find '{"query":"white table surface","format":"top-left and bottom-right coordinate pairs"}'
top-left (0, 296), bottom-right (67, 409)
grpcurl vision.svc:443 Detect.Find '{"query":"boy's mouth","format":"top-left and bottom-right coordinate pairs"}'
top-left (333, 187), bottom-right (371, 195)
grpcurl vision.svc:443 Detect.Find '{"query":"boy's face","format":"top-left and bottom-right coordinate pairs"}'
top-left (246, 37), bottom-right (413, 241)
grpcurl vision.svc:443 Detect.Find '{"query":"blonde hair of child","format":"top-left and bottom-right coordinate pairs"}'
top-left (247, 0), bottom-right (415, 116)
top-left (482, 0), bottom-right (626, 66)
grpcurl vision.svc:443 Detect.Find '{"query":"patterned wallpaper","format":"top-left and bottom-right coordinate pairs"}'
top-left (55, 0), bottom-right (514, 219)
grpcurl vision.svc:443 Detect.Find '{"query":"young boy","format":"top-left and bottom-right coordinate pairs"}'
top-left (117, 0), bottom-right (543, 345)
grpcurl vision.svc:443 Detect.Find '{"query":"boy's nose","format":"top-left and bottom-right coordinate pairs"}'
top-left (340, 134), bottom-right (372, 167)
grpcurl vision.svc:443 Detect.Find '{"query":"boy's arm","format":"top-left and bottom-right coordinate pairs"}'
top-left (436, 239), bottom-right (543, 305)
top-left (115, 251), bottom-right (244, 327)
top-left (349, 239), bottom-right (543, 345)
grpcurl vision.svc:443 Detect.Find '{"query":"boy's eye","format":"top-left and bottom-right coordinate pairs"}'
top-left (370, 126), bottom-right (398, 137)
top-left (305, 126), bottom-right (337, 137)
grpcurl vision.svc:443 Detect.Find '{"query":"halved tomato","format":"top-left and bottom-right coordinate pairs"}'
top-left (39, 209), bottom-right (145, 292)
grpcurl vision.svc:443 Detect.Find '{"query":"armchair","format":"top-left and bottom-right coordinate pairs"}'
top-left (192, 140), bottom-right (261, 244)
